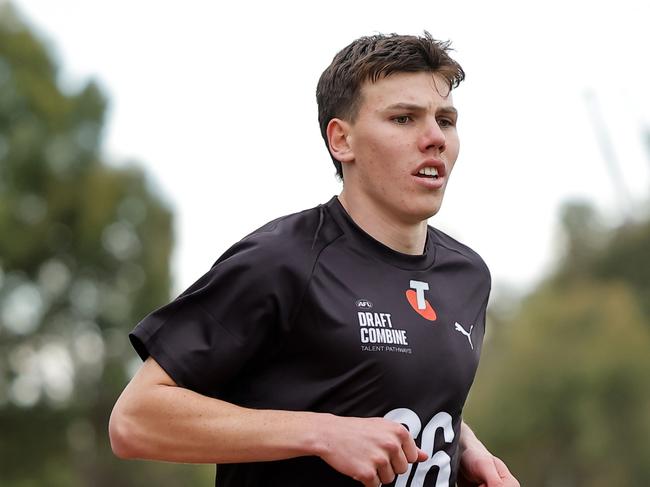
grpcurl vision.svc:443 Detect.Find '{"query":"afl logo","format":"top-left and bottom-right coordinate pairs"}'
top-left (356, 299), bottom-right (373, 309)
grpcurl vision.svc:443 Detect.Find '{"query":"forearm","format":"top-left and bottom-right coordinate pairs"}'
top-left (109, 357), bottom-right (427, 486)
top-left (459, 420), bottom-right (490, 455)
top-left (109, 362), bottom-right (325, 463)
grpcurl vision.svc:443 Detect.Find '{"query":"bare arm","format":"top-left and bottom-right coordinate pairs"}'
top-left (109, 356), bottom-right (323, 463)
top-left (457, 422), bottom-right (520, 487)
top-left (109, 357), bottom-right (427, 486)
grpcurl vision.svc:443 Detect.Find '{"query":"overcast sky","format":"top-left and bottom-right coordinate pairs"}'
top-left (12, 0), bottom-right (650, 297)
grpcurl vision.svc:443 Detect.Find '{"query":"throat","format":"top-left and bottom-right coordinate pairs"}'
top-left (337, 193), bottom-right (427, 255)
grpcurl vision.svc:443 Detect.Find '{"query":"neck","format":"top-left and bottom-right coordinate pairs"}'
top-left (338, 190), bottom-right (428, 255)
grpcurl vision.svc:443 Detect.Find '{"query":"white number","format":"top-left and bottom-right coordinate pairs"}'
top-left (383, 408), bottom-right (454, 487)
top-left (384, 408), bottom-right (421, 487)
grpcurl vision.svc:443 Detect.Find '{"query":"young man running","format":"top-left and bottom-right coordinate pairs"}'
top-left (110, 32), bottom-right (520, 487)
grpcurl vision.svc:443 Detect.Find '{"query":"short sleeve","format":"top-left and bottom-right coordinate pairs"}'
top-left (129, 232), bottom-right (307, 397)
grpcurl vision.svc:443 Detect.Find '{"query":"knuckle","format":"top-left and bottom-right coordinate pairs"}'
top-left (396, 425), bottom-right (410, 439)
top-left (382, 439), bottom-right (400, 454)
top-left (358, 468), bottom-right (375, 482)
top-left (372, 455), bottom-right (390, 469)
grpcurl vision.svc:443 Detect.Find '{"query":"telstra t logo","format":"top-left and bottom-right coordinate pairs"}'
top-left (405, 280), bottom-right (437, 321)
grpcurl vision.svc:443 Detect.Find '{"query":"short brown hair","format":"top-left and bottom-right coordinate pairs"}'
top-left (316, 31), bottom-right (465, 179)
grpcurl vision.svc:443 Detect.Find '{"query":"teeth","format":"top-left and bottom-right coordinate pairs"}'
top-left (418, 167), bottom-right (439, 177)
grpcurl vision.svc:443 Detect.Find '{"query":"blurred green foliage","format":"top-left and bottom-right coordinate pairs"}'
top-left (2, 3), bottom-right (650, 487)
top-left (465, 203), bottom-right (650, 486)
top-left (0, 4), bottom-right (212, 485)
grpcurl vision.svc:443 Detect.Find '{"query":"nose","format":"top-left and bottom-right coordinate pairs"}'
top-left (418, 118), bottom-right (446, 154)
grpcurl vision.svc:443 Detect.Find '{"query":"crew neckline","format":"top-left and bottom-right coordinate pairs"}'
top-left (325, 196), bottom-right (436, 271)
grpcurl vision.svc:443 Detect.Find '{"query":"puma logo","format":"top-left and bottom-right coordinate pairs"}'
top-left (454, 322), bottom-right (474, 350)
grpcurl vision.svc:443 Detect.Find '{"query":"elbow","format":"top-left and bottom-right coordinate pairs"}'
top-left (109, 406), bottom-right (141, 459)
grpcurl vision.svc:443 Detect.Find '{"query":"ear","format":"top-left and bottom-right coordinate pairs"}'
top-left (326, 118), bottom-right (355, 164)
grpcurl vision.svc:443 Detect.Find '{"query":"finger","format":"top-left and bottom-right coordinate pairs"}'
top-left (493, 457), bottom-right (513, 477)
top-left (400, 434), bottom-right (427, 463)
top-left (416, 448), bottom-right (428, 462)
top-left (377, 460), bottom-right (396, 485)
top-left (355, 471), bottom-right (381, 487)
top-left (493, 457), bottom-right (520, 486)
top-left (476, 457), bottom-right (502, 486)
top-left (390, 447), bottom-right (409, 475)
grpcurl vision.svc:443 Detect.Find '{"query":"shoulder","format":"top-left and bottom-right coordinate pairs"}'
top-left (428, 226), bottom-right (491, 279)
top-left (211, 203), bottom-right (343, 283)
top-left (214, 205), bottom-right (341, 266)
top-left (158, 203), bottom-right (344, 336)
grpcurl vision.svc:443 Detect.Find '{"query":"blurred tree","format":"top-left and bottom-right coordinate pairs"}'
top-left (0, 4), bottom-right (211, 486)
top-left (469, 281), bottom-right (650, 486)
top-left (554, 201), bottom-right (606, 282)
top-left (466, 200), bottom-right (650, 486)
top-left (591, 219), bottom-right (650, 316)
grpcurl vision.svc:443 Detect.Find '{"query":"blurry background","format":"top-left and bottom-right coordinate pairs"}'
top-left (0, 0), bottom-right (648, 485)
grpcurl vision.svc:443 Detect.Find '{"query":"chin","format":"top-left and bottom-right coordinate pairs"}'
top-left (404, 203), bottom-right (442, 223)
top-left (415, 198), bottom-right (444, 220)
top-left (423, 207), bottom-right (442, 220)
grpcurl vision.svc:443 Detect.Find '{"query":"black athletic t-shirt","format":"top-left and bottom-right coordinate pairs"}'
top-left (130, 196), bottom-right (491, 487)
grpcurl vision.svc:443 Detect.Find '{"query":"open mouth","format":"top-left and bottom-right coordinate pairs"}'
top-left (416, 166), bottom-right (440, 179)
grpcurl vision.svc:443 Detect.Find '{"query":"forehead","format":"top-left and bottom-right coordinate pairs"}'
top-left (358, 71), bottom-right (455, 112)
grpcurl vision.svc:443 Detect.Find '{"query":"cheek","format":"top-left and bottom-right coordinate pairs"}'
top-left (365, 135), bottom-right (406, 168)
top-left (446, 133), bottom-right (460, 166)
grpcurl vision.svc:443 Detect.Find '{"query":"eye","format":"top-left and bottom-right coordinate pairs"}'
top-left (392, 115), bottom-right (412, 125)
top-left (437, 117), bottom-right (456, 128)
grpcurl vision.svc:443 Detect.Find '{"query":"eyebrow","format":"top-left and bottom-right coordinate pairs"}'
top-left (383, 103), bottom-right (458, 116)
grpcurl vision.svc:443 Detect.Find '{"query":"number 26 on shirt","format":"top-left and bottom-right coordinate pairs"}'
top-left (383, 408), bottom-right (454, 487)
